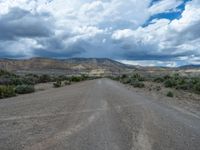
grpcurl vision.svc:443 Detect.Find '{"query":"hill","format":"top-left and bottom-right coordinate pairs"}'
top-left (179, 64), bottom-right (200, 69)
top-left (0, 58), bottom-right (135, 76)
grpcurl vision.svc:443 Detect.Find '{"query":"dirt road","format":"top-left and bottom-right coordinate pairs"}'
top-left (0, 79), bottom-right (200, 150)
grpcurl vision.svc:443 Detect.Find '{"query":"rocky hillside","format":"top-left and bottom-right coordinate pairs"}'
top-left (0, 58), bottom-right (135, 76)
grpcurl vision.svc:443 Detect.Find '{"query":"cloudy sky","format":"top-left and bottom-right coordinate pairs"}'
top-left (0, 0), bottom-right (199, 66)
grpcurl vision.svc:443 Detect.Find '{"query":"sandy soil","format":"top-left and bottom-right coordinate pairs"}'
top-left (126, 81), bottom-right (200, 116)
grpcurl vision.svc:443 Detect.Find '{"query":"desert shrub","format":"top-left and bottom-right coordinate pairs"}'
top-left (64, 80), bottom-right (71, 85)
top-left (176, 78), bottom-right (186, 86)
top-left (0, 85), bottom-right (16, 98)
top-left (121, 74), bottom-right (128, 79)
top-left (0, 70), bottom-right (15, 77)
top-left (0, 72), bottom-right (24, 86)
top-left (138, 77), bottom-right (145, 81)
top-left (164, 79), bottom-right (176, 88)
top-left (166, 91), bottom-right (174, 97)
top-left (194, 82), bottom-right (200, 93)
top-left (24, 74), bottom-right (40, 84)
top-left (131, 81), bottom-right (145, 88)
top-left (15, 85), bottom-right (35, 94)
top-left (153, 77), bottom-right (164, 83)
top-left (163, 75), bottom-right (171, 80)
top-left (25, 73), bottom-right (39, 78)
top-left (38, 74), bottom-right (51, 83)
top-left (11, 77), bottom-right (25, 85)
top-left (0, 70), bottom-right (39, 86)
top-left (176, 83), bottom-right (190, 90)
top-left (82, 74), bottom-right (89, 80)
top-left (161, 75), bottom-right (200, 94)
top-left (131, 73), bottom-right (145, 81)
top-left (110, 76), bottom-right (120, 81)
top-left (70, 76), bottom-right (82, 82)
top-left (172, 73), bottom-right (182, 80)
top-left (190, 77), bottom-right (200, 85)
top-left (53, 81), bottom-right (62, 88)
top-left (24, 76), bottom-right (38, 85)
top-left (2, 76), bottom-right (36, 86)
top-left (56, 75), bottom-right (68, 81)
top-left (121, 78), bottom-right (131, 84)
top-left (132, 73), bottom-right (140, 79)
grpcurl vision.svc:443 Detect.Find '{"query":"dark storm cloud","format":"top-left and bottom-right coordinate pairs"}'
top-left (0, 7), bottom-right (54, 40)
top-left (33, 46), bottom-right (86, 58)
top-left (0, 51), bottom-right (25, 58)
top-left (117, 50), bottom-right (193, 61)
top-left (33, 39), bottom-right (87, 58)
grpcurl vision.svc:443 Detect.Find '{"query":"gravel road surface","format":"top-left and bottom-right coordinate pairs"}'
top-left (0, 79), bottom-right (200, 150)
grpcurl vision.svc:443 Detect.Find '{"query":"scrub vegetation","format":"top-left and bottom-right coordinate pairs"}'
top-left (0, 69), bottom-right (93, 99)
top-left (111, 73), bottom-right (200, 95)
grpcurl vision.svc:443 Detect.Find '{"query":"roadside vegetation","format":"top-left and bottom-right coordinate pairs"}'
top-left (15, 85), bottom-right (35, 94)
top-left (111, 72), bottom-right (200, 96)
top-left (53, 75), bottom-right (91, 88)
top-left (0, 70), bottom-right (37, 98)
top-left (0, 69), bottom-right (95, 99)
top-left (153, 73), bottom-right (200, 94)
top-left (166, 91), bottom-right (174, 97)
top-left (111, 73), bottom-right (145, 88)
top-left (51, 74), bottom-right (99, 89)
top-left (0, 85), bottom-right (16, 99)
top-left (1, 68), bottom-right (199, 99)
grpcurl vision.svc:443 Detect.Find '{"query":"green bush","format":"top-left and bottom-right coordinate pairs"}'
top-left (163, 75), bottom-right (171, 80)
top-left (24, 76), bottom-right (38, 85)
top-left (176, 83), bottom-right (190, 90)
top-left (53, 81), bottom-right (62, 88)
top-left (153, 77), bottom-right (164, 83)
top-left (164, 79), bottom-right (176, 88)
top-left (11, 77), bottom-right (25, 85)
top-left (0, 70), bottom-right (14, 77)
top-left (121, 74), bottom-right (128, 79)
top-left (110, 76), bottom-right (120, 81)
top-left (24, 74), bottom-right (40, 85)
top-left (194, 82), bottom-right (200, 93)
top-left (15, 85), bottom-right (35, 94)
top-left (0, 76), bottom-right (38, 86)
top-left (121, 78), bottom-right (131, 84)
top-left (70, 76), bottom-right (82, 82)
top-left (110, 73), bottom-right (200, 95)
top-left (190, 77), bottom-right (199, 85)
top-left (81, 74), bottom-right (89, 80)
top-left (131, 73), bottom-right (145, 81)
top-left (39, 74), bottom-right (51, 83)
top-left (131, 81), bottom-right (145, 88)
top-left (0, 85), bottom-right (16, 98)
top-left (166, 91), bottom-right (174, 97)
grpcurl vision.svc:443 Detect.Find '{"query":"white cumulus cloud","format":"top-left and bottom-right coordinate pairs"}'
top-left (0, 0), bottom-right (199, 66)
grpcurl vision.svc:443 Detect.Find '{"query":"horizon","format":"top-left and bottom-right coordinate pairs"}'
top-left (0, 0), bottom-right (200, 67)
top-left (0, 56), bottom-right (199, 68)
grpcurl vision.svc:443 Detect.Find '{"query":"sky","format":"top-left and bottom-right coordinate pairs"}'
top-left (0, 0), bottom-right (199, 67)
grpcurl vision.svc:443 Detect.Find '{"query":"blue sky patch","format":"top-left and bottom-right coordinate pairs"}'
top-left (144, 0), bottom-right (192, 27)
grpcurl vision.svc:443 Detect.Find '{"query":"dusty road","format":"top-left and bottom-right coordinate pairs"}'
top-left (0, 79), bottom-right (200, 150)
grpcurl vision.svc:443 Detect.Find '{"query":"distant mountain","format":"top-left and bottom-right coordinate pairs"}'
top-left (0, 57), bottom-right (135, 75)
top-left (179, 64), bottom-right (200, 69)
